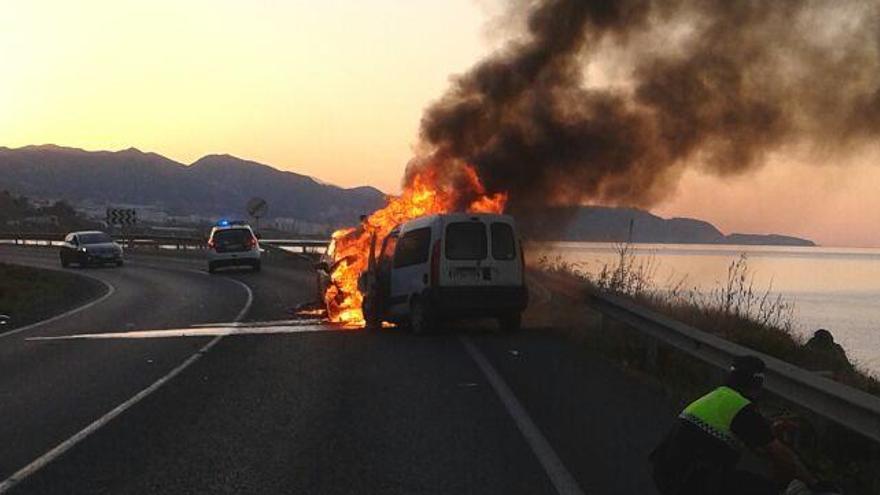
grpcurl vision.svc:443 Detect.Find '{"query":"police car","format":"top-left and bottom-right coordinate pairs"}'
top-left (206, 220), bottom-right (261, 273)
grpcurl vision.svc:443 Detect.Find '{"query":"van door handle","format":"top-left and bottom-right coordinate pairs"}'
top-left (422, 273), bottom-right (429, 285)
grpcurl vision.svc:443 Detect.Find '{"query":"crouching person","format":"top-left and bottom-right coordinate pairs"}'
top-left (650, 356), bottom-right (822, 495)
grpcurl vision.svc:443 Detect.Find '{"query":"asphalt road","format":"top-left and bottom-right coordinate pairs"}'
top-left (0, 246), bottom-right (677, 494)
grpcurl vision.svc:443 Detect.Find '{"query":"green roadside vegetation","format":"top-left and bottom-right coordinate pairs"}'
top-left (527, 245), bottom-right (879, 495)
top-left (0, 262), bottom-right (106, 332)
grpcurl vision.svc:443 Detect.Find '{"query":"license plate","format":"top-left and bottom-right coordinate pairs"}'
top-left (452, 268), bottom-right (480, 281)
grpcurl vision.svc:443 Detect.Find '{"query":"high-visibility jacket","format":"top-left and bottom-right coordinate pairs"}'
top-left (679, 386), bottom-right (751, 450)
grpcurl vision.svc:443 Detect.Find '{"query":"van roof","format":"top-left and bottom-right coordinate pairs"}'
top-left (430, 212), bottom-right (512, 220)
top-left (399, 212), bottom-right (514, 231)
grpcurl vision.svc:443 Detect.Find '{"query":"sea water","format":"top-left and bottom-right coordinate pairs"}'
top-left (530, 242), bottom-right (880, 375)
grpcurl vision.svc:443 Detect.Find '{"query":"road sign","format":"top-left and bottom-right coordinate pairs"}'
top-left (106, 208), bottom-right (137, 226)
top-left (246, 197), bottom-right (268, 218)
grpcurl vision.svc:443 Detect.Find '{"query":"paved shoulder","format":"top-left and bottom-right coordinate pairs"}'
top-left (0, 247), bottom-right (253, 482)
top-left (12, 331), bottom-right (560, 495)
top-left (1, 247), bottom-right (678, 494)
top-left (469, 331), bottom-right (674, 494)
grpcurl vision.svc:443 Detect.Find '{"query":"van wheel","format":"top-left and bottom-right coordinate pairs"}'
top-left (363, 296), bottom-right (382, 331)
top-left (60, 256), bottom-right (69, 268)
top-left (364, 316), bottom-right (382, 332)
top-left (499, 312), bottom-right (522, 333)
top-left (409, 299), bottom-right (434, 335)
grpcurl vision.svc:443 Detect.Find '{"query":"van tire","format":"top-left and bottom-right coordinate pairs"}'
top-left (499, 312), bottom-right (521, 333)
top-left (409, 299), bottom-right (434, 335)
top-left (364, 317), bottom-right (382, 332)
top-left (363, 296), bottom-right (381, 331)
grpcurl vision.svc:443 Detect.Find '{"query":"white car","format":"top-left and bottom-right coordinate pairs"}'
top-left (359, 213), bottom-right (528, 333)
top-left (206, 221), bottom-right (261, 273)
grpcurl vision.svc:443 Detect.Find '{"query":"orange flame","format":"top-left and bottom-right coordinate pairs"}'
top-left (324, 161), bottom-right (506, 325)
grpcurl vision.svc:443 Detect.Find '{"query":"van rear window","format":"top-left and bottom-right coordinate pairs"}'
top-left (491, 223), bottom-right (516, 260)
top-left (394, 228), bottom-right (431, 268)
top-left (445, 222), bottom-right (487, 260)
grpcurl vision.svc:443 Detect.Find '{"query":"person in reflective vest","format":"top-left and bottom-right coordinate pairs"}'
top-left (650, 356), bottom-right (820, 495)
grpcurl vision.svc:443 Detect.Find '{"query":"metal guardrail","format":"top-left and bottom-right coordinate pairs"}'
top-left (0, 232), bottom-right (205, 249)
top-left (261, 239), bottom-right (329, 246)
top-left (0, 232), bottom-right (63, 245)
top-left (588, 289), bottom-right (880, 443)
top-left (0, 232), bottom-right (330, 252)
top-left (261, 239), bottom-right (329, 254)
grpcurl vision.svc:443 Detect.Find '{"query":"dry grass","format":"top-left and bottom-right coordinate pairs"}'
top-left (538, 245), bottom-right (880, 393)
top-left (533, 246), bottom-right (880, 494)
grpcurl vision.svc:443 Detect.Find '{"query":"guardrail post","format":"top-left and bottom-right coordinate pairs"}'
top-left (645, 337), bottom-right (659, 372)
top-left (588, 290), bottom-right (880, 444)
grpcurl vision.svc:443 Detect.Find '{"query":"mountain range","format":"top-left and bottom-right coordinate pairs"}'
top-left (0, 145), bottom-right (385, 226)
top-left (0, 145), bottom-right (815, 245)
top-left (530, 206), bottom-right (815, 246)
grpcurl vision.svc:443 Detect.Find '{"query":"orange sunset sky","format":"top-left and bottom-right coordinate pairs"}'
top-left (2, 0), bottom-right (879, 247)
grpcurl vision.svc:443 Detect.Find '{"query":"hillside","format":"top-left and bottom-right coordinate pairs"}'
top-left (0, 145), bottom-right (815, 246)
top-left (526, 206), bottom-right (815, 246)
top-left (0, 145), bottom-right (385, 226)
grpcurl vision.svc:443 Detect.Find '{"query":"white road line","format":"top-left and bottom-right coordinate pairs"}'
top-left (0, 274), bottom-right (116, 340)
top-left (0, 276), bottom-right (253, 494)
top-left (26, 322), bottom-right (332, 341)
top-left (460, 337), bottom-right (586, 495)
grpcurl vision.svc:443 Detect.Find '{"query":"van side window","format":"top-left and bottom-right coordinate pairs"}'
top-left (393, 228), bottom-right (431, 268)
top-left (491, 223), bottom-right (516, 260)
top-left (445, 222), bottom-right (487, 260)
top-left (380, 234), bottom-right (398, 264)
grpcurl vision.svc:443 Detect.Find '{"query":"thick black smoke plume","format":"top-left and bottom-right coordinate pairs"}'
top-left (412, 0), bottom-right (880, 216)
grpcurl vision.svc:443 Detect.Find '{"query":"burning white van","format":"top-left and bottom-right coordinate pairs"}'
top-left (358, 213), bottom-right (528, 333)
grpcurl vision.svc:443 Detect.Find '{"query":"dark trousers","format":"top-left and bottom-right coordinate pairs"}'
top-left (653, 464), bottom-right (780, 495)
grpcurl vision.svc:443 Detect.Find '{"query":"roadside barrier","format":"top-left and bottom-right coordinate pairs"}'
top-left (0, 232), bottom-right (329, 253)
top-left (588, 289), bottom-right (880, 443)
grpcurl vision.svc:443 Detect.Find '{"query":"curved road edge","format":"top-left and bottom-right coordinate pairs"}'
top-left (0, 277), bottom-right (253, 494)
top-left (0, 265), bottom-right (116, 340)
